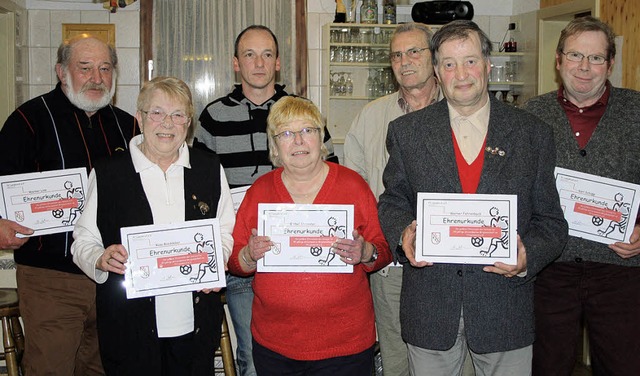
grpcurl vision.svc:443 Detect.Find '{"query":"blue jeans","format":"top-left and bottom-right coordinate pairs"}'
top-left (226, 273), bottom-right (256, 376)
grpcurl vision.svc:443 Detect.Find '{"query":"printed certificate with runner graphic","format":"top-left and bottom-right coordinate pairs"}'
top-left (230, 185), bottom-right (250, 214)
top-left (555, 167), bottom-right (640, 244)
top-left (121, 218), bottom-right (226, 299)
top-left (416, 193), bottom-right (518, 265)
top-left (257, 203), bottom-right (355, 273)
top-left (0, 168), bottom-right (88, 237)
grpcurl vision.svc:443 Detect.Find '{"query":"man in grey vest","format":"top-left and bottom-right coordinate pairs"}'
top-left (522, 16), bottom-right (640, 375)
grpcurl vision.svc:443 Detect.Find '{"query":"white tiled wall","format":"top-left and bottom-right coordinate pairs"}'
top-left (25, 3), bottom-right (140, 115)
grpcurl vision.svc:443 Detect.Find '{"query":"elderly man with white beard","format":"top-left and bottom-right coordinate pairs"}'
top-left (0, 35), bottom-right (137, 375)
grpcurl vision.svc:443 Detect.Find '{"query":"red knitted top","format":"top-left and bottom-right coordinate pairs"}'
top-left (452, 131), bottom-right (486, 193)
top-left (228, 162), bottom-right (391, 361)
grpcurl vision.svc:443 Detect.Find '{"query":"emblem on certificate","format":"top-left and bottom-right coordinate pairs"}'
top-left (257, 203), bottom-right (355, 273)
top-left (0, 168), bottom-right (88, 237)
top-left (416, 193), bottom-right (518, 265)
top-left (121, 218), bottom-right (226, 299)
top-left (555, 167), bottom-right (640, 244)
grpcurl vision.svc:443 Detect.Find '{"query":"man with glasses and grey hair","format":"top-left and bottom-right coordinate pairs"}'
top-left (378, 20), bottom-right (568, 375)
top-left (343, 22), bottom-right (441, 376)
top-left (0, 35), bottom-right (137, 375)
top-left (522, 16), bottom-right (640, 375)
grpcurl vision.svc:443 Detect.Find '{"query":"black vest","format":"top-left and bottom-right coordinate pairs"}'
top-left (93, 147), bottom-right (223, 375)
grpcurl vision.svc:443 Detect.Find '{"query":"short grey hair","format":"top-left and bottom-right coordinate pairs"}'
top-left (390, 22), bottom-right (434, 50)
top-left (57, 35), bottom-right (118, 69)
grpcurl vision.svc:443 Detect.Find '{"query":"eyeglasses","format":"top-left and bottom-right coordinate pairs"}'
top-left (389, 47), bottom-right (429, 62)
top-left (142, 110), bottom-right (190, 125)
top-left (273, 127), bottom-right (320, 142)
top-left (561, 51), bottom-right (608, 65)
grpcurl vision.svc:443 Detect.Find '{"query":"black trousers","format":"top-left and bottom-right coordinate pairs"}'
top-left (253, 339), bottom-right (374, 376)
top-left (533, 261), bottom-right (640, 376)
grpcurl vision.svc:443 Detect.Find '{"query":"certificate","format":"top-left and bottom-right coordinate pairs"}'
top-left (121, 218), bottom-right (226, 299)
top-left (555, 167), bottom-right (640, 244)
top-left (230, 185), bottom-right (250, 214)
top-left (257, 203), bottom-right (354, 273)
top-left (0, 168), bottom-right (88, 237)
top-left (416, 193), bottom-right (518, 265)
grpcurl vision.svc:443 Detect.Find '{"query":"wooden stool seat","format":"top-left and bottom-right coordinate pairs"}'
top-left (0, 288), bottom-right (24, 376)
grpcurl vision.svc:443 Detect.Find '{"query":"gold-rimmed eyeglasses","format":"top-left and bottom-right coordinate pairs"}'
top-left (142, 110), bottom-right (190, 125)
top-left (561, 51), bottom-right (608, 65)
top-left (390, 47), bottom-right (429, 62)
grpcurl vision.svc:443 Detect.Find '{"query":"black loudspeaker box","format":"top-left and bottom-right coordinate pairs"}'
top-left (411, 1), bottom-right (474, 25)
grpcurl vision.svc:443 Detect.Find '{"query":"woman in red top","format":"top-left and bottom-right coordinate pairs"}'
top-left (228, 96), bottom-right (391, 375)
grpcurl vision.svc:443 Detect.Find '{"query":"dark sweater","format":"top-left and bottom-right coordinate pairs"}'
top-left (522, 86), bottom-right (640, 266)
top-left (0, 83), bottom-right (137, 273)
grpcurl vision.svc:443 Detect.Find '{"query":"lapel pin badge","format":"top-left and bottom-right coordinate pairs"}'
top-left (198, 201), bottom-right (210, 216)
top-left (485, 146), bottom-right (506, 157)
top-left (192, 194), bottom-right (210, 216)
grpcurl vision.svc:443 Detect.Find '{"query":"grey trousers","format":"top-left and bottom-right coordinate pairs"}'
top-left (407, 313), bottom-right (532, 376)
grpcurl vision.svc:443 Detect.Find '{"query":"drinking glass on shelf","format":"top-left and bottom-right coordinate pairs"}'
top-left (347, 46), bottom-right (355, 62)
top-left (505, 61), bottom-right (518, 82)
top-left (355, 46), bottom-right (365, 62)
top-left (345, 73), bottom-right (354, 96)
top-left (344, 0), bottom-right (357, 23)
top-left (360, 29), bottom-right (371, 44)
top-left (330, 29), bottom-right (339, 43)
top-left (338, 28), bottom-right (349, 43)
top-left (336, 73), bottom-right (347, 96)
top-left (366, 69), bottom-right (377, 98)
top-left (375, 49), bottom-right (388, 63)
top-left (330, 71), bottom-right (339, 96)
top-left (491, 65), bottom-right (505, 82)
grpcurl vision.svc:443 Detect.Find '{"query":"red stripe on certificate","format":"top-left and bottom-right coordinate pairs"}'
top-left (450, 226), bottom-right (501, 238)
top-left (290, 236), bottom-right (337, 247)
top-left (31, 198), bottom-right (78, 213)
top-left (157, 252), bottom-right (208, 268)
top-left (574, 203), bottom-right (621, 222)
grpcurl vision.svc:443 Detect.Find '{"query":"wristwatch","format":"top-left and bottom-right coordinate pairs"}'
top-left (368, 244), bottom-right (379, 263)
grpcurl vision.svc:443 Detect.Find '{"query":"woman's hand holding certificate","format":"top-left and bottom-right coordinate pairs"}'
top-left (97, 244), bottom-right (128, 275)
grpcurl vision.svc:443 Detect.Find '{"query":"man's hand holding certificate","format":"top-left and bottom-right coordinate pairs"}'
top-left (121, 218), bottom-right (226, 299)
top-left (415, 193), bottom-right (518, 265)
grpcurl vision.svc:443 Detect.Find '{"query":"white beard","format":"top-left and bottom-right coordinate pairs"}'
top-left (64, 70), bottom-right (116, 113)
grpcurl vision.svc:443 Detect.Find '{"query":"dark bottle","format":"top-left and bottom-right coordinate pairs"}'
top-left (383, 0), bottom-right (396, 24)
top-left (334, 0), bottom-right (347, 23)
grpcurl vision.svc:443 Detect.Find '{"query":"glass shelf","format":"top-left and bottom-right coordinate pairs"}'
top-left (329, 62), bottom-right (390, 68)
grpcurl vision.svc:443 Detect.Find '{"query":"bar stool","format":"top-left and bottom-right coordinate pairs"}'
top-left (214, 293), bottom-right (236, 376)
top-left (0, 288), bottom-right (24, 376)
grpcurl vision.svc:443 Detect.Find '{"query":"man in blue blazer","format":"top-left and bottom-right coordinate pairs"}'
top-left (378, 20), bottom-right (568, 375)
